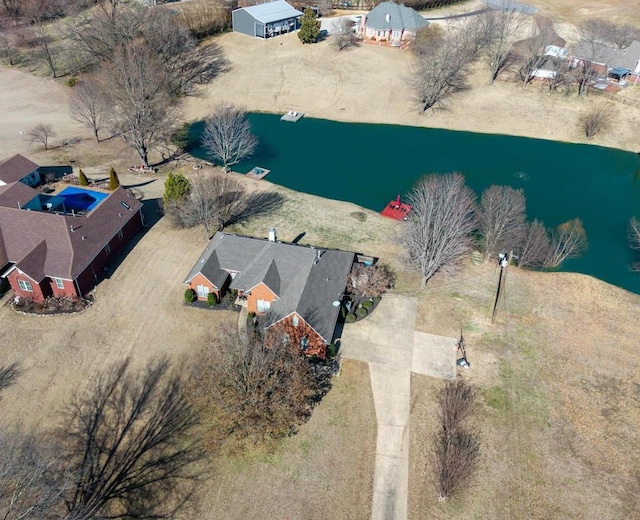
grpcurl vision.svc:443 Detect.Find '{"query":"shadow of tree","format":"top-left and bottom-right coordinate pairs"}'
top-left (224, 191), bottom-right (286, 227)
top-left (0, 362), bottom-right (22, 393)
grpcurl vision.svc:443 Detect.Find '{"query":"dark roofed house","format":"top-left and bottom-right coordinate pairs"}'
top-left (232, 0), bottom-right (302, 39)
top-left (184, 231), bottom-right (356, 359)
top-left (0, 155), bottom-right (144, 303)
top-left (359, 1), bottom-right (429, 45)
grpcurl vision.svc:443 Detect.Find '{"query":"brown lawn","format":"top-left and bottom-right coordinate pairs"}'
top-left (1, 2), bottom-right (639, 517)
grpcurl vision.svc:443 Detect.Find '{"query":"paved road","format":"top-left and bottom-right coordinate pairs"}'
top-left (340, 294), bottom-right (457, 520)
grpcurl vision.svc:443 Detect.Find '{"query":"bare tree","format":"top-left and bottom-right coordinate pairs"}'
top-left (515, 219), bottom-right (550, 268)
top-left (545, 218), bottom-right (588, 268)
top-left (481, 7), bottom-right (524, 83)
top-left (629, 217), bottom-right (640, 272)
top-left (434, 380), bottom-right (479, 500)
top-left (0, 361), bottom-right (20, 392)
top-left (65, 0), bottom-right (143, 66)
top-left (201, 104), bottom-right (257, 171)
top-left (437, 379), bottom-right (477, 435)
top-left (403, 173), bottom-right (478, 286)
top-left (70, 80), bottom-right (108, 142)
top-left (104, 43), bottom-right (176, 167)
top-left (572, 20), bottom-right (613, 96)
top-left (176, 171), bottom-right (246, 237)
top-left (28, 123), bottom-right (56, 150)
top-left (332, 18), bottom-right (356, 50)
top-left (191, 325), bottom-right (315, 447)
top-left (0, 15), bottom-right (19, 65)
top-left (478, 185), bottom-right (526, 260)
top-left (60, 357), bottom-right (204, 520)
top-left (177, 0), bottom-right (229, 40)
top-left (435, 429), bottom-right (480, 500)
top-left (580, 18), bottom-right (640, 50)
top-left (346, 263), bottom-right (394, 298)
top-left (517, 21), bottom-right (556, 89)
top-left (580, 103), bottom-right (613, 139)
top-left (0, 429), bottom-right (68, 520)
top-left (411, 29), bottom-right (478, 112)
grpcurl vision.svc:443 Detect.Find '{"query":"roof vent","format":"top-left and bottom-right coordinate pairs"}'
top-left (121, 201), bottom-right (131, 210)
top-left (385, 13), bottom-right (390, 22)
top-left (118, 213), bottom-right (122, 217)
top-left (46, 202), bottom-right (53, 210)
top-left (70, 225), bottom-right (75, 233)
top-left (268, 228), bottom-right (277, 242)
top-left (82, 236), bottom-right (87, 240)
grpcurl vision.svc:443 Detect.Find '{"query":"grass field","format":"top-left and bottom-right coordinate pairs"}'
top-left (1, 1), bottom-right (639, 516)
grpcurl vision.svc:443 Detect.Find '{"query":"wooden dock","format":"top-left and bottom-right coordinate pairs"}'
top-left (281, 110), bottom-right (304, 122)
top-left (246, 166), bottom-right (270, 180)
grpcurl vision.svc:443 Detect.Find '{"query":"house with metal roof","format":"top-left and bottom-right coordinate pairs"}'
top-left (232, 0), bottom-right (302, 39)
top-left (359, 1), bottom-right (429, 45)
top-left (0, 155), bottom-right (144, 303)
top-left (184, 231), bottom-right (356, 359)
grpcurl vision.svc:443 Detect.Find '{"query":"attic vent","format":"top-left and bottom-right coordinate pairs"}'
top-left (120, 201), bottom-right (131, 210)
top-left (385, 13), bottom-right (390, 22)
top-left (292, 315), bottom-right (299, 327)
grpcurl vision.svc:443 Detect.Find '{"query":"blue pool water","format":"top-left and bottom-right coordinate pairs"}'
top-left (58, 187), bottom-right (108, 211)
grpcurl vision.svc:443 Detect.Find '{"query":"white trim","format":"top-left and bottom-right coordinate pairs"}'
top-left (18, 279), bottom-right (33, 292)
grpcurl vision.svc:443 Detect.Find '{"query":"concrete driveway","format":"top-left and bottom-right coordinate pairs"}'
top-left (340, 293), bottom-right (456, 520)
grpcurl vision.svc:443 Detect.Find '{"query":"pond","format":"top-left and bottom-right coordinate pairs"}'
top-left (188, 113), bottom-right (640, 295)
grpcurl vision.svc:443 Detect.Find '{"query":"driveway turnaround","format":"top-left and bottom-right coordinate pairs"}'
top-left (340, 293), bottom-right (456, 520)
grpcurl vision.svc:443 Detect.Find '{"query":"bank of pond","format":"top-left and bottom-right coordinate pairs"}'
top-left (188, 113), bottom-right (640, 295)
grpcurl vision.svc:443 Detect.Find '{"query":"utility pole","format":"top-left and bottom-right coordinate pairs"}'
top-left (491, 253), bottom-right (509, 323)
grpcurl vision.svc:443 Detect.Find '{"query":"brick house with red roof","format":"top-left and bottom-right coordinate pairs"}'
top-left (0, 155), bottom-right (144, 302)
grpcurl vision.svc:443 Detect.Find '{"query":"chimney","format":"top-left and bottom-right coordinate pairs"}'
top-left (268, 228), bottom-right (277, 242)
top-left (385, 13), bottom-right (390, 23)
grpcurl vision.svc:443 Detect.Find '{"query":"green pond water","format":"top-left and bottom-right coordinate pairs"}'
top-left (188, 113), bottom-right (640, 295)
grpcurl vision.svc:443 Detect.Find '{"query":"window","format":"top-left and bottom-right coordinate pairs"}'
top-left (196, 284), bottom-right (209, 298)
top-left (18, 280), bottom-right (33, 292)
top-left (257, 299), bottom-right (271, 312)
top-left (118, 229), bottom-right (124, 241)
top-left (104, 243), bottom-right (111, 255)
top-left (54, 278), bottom-right (64, 289)
top-left (300, 337), bottom-right (309, 352)
top-left (392, 30), bottom-right (401, 39)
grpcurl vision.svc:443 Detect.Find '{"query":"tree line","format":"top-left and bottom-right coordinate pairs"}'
top-left (402, 173), bottom-right (588, 286)
top-left (0, 0), bottom-right (228, 167)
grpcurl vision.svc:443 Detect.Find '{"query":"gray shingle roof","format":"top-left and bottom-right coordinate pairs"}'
top-left (571, 40), bottom-right (640, 71)
top-left (365, 1), bottom-right (429, 32)
top-left (185, 232), bottom-right (355, 343)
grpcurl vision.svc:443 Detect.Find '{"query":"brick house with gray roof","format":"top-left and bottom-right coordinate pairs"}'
top-left (0, 155), bottom-right (144, 303)
top-left (184, 231), bottom-right (356, 359)
top-left (359, 1), bottom-right (429, 44)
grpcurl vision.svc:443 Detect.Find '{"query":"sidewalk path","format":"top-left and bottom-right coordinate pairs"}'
top-left (340, 293), bottom-right (456, 520)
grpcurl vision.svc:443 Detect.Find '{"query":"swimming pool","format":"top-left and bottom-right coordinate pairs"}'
top-left (58, 186), bottom-right (108, 212)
